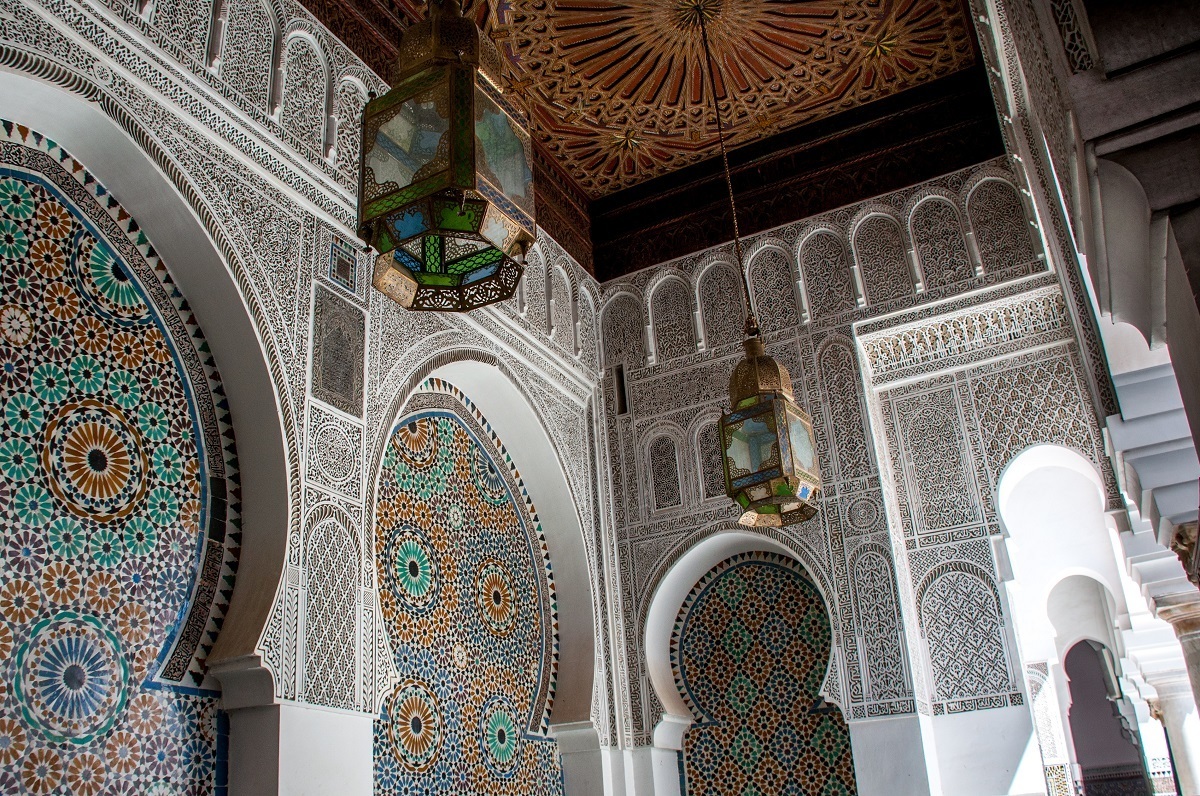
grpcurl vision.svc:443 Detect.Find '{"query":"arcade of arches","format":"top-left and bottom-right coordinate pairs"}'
top-left (0, 1), bottom-right (1199, 796)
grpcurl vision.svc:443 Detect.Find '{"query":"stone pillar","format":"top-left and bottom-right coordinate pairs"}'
top-left (1156, 592), bottom-right (1200, 710)
top-left (1149, 674), bottom-right (1200, 796)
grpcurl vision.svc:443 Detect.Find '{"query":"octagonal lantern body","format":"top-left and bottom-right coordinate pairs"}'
top-left (357, 0), bottom-right (534, 312)
top-left (720, 390), bottom-right (821, 527)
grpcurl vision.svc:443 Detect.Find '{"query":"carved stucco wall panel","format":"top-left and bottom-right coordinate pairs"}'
top-left (598, 154), bottom-right (1109, 739)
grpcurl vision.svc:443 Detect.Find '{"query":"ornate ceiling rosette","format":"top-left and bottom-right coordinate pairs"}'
top-left (479, 0), bottom-right (976, 196)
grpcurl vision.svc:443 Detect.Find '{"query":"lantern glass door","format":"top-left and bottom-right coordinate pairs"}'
top-left (785, 408), bottom-right (817, 474)
top-left (724, 412), bottom-right (780, 480)
top-left (475, 87), bottom-right (533, 214)
top-left (365, 81), bottom-right (450, 199)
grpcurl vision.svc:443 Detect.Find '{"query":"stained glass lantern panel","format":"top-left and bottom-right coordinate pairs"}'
top-left (357, 0), bottom-right (534, 312)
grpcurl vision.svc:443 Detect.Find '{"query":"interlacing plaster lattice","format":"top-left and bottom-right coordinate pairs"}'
top-left (918, 564), bottom-right (1011, 703)
top-left (304, 519), bottom-right (358, 710)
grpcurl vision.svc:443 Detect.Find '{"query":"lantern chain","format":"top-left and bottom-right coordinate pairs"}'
top-left (698, 12), bottom-right (759, 338)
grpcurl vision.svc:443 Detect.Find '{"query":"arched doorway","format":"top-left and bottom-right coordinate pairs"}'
top-left (1064, 640), bottom-right (1150, 796)
top-left (371, 383), bottom-right (564, 794)
top-left (672, 551), bottom-right (856, 795)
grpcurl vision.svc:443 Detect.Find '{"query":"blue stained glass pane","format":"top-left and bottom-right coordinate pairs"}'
top-left (392, 207), bottom-right (430, 241)
top-left (728, 416), bottom-right (778, 475)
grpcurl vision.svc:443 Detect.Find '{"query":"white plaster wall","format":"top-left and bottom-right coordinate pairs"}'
top-left (226, 704), bottom-right (374, 795)
top-left (849, 715), bottom-right (940, 796)
top-left (278, 704), bottom-right (374, 795)
top-left (930, 707), bottom-right (1046, 795)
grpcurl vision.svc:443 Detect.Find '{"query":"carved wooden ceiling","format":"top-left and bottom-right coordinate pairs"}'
top-left (491, 0), bottom-right (977, 197)
top-left (300, 0), bottom-right (993, 275)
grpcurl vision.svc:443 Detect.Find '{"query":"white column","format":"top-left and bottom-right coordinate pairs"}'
top-left (212, 657), bottom-right (376, 795)
top-left (550, 722), bottom-right (609, 796)
top-left (848, 714), bottom-right (940, 796)
top-left (1157, 593), bottom-right (1200, 711)
top-left (1150, 674), bottom-right (1200, 796)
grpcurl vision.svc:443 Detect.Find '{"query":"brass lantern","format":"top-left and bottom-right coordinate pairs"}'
top-left (720, 336), bottom-right (821, 527)
top-left (357, 0), bottom-right (535, 312)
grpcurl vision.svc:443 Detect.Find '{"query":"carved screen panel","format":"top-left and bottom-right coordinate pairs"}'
top-left (854, 549), bottom-right (908, 702)
top-left (649, 436), bottom-right (682, 510)
top-left (220, 0), bottom-right (274, 110)
top-left (152, 0), bottom-right (212, 62)
top-left (281, 36), bottom-right (326, 148)
top-left (335, 79), bottom-right (368, 176)
top-left (818, 340), bottom-right (871, 480)
top-left (696, 423), bottom-right (725, 501)
top-left (600, 293), bottom-right (645, 368)
top-left (897, 390), bottom-right (979, 532)
top-left (855, 215), bottom-right (914, 304)
top-left (524, 249), bottom-right (548, 334)
top-left (651, 279), bottom-right (696, 362)
top-left (551, 266), bottom-right (574, 347)
top-left (578, 291), bottom-right (599, 370)
top-left (801, 232), bottom-right (856, 319)
top-left (699, 264), bottom-right (745, 350)
top-left (920, 568), bottom-right (1010, 701)
top-left (748, 249), bottom-right (799, 334)
top-left (968, 180), bottom-right (1036, 273)
top-left (912, 199), bottom-right (974, 288)
top-left (304, 519), bottom-right (357, 710)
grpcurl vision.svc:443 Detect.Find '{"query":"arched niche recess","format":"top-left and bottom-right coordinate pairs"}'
top-left (0, 70), bottom-right (290, 696)
top-left (644, 532), bottom-right (855, 795)
top-left (644, 531), bottom-right (840, 736)
top-left (373, 354), bottom-right (597, 730)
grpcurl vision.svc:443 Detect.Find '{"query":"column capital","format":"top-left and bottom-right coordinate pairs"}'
top-left (1143, 669), bottom-right (1194, 703)
top-left (1156, 590), bottom-right (1200, 636)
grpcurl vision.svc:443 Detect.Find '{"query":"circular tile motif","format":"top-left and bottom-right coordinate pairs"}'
top-left (393, 418), bottom-right (436, 468)
top-left (386, 682), bottom-right (441, 772)
top-left (470, 445), bottom-right (508, 505)
top-left (43, 399), bottom-right (148, 521)
top-left (475, 560), bottom-right (517, 636)
top-left (15, 611), bottom-right (129, 744)
top-left (479, 697), bottom-right (520, 776)
top-left (76, 238), bottom-right (147, 323)
top-left (385, 528), bottom-right (439, 612)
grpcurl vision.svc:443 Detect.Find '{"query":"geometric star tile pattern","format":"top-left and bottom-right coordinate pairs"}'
top-left (372, 394), bottom-right (562, 795)
top-left (673, 552), bottom-right (857, 795)
top-left (0, 125), bottom-right (235, 794)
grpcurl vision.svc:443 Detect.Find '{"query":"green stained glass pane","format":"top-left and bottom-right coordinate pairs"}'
top-left (447, 246), bottom-right (503, 275)
top-left (424, 236), bottom-right (442, 273)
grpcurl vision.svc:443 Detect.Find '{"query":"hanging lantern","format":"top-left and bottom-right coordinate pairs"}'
top-left (720, 336), bottom-right (821, 527)
top-left (357, 0), bottom-right (535, 312)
